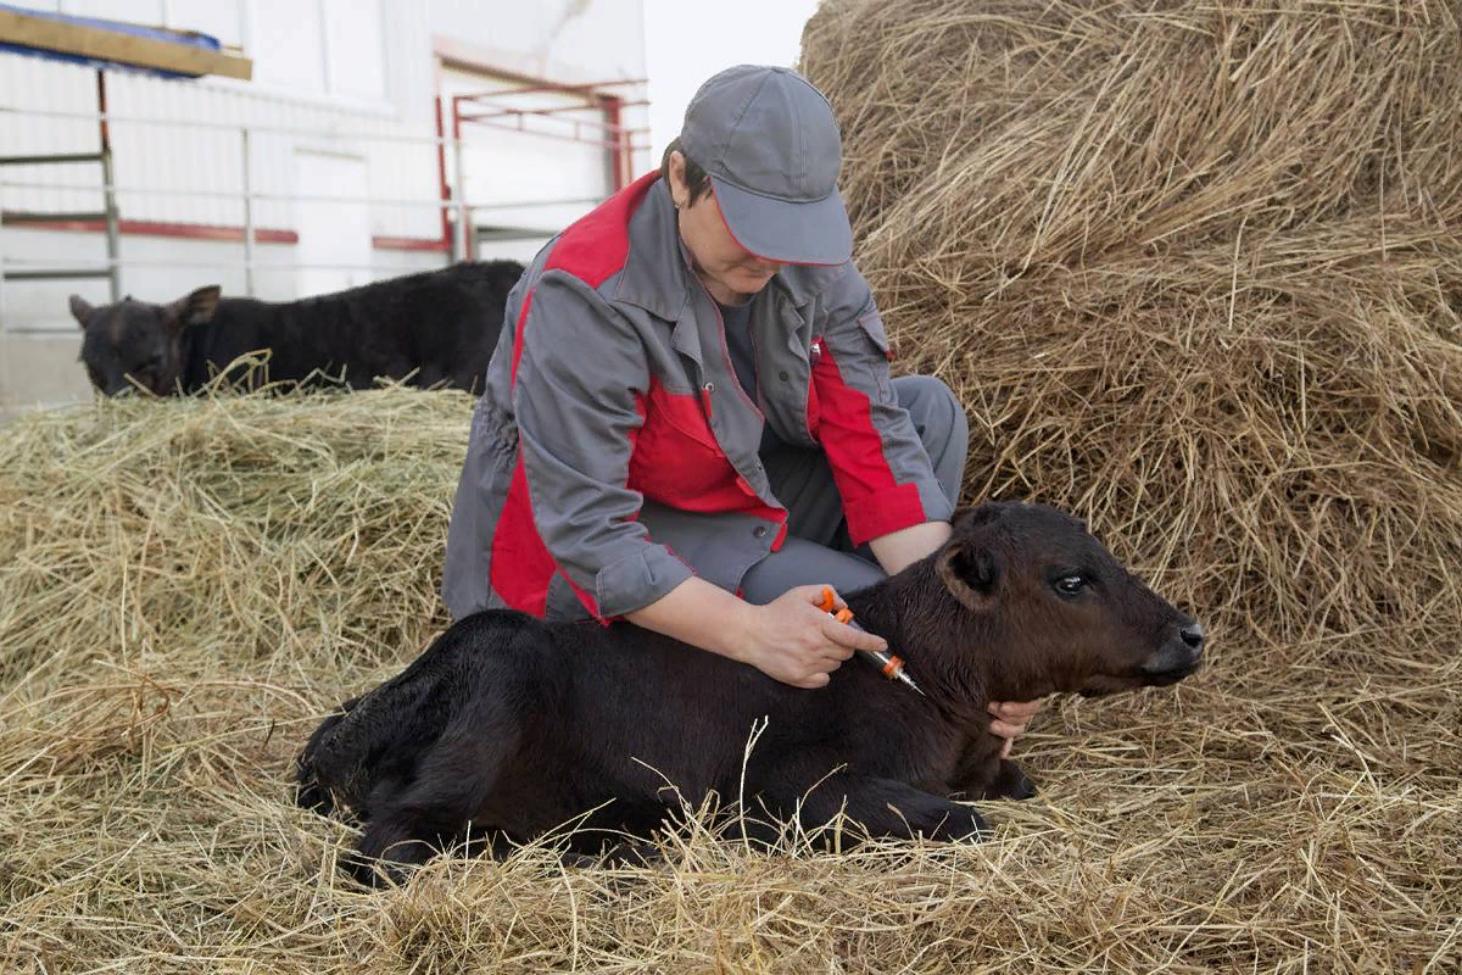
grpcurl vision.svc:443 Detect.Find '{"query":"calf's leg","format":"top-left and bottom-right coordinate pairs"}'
top-left (749, 753), bottom-right (989, 843)
top-left (796, 775), bottom-right (988, 842)
top-left (352, 725), bottom-right (520, 886)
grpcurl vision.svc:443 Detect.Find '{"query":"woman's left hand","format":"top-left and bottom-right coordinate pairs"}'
top-left (987, 698), bottom-right (1044, 758)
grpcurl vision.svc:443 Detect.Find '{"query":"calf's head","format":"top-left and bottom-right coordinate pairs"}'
top-left (69, 286), bottom-right (221, 395)
top-left (917, 502), bottom-right (1204, 703)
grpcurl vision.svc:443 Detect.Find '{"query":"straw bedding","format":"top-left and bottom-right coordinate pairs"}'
top-left (2, 1), bottom-right (1460, 971)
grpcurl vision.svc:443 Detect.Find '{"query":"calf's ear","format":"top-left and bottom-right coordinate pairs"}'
top-left (165, 285), bottom-right (222, 328)
top-left (69, 295), bottom-right (94, 328)
top-left (937, 542), bottom-right (1001, 612)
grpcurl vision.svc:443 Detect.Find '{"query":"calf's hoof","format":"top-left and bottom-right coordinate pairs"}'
top-left (984, 759), bottom-right (1038, 801)
top-left (343, 850), bottom-right (410, 889)
top-left (925, 803), bottom-right (989, 842)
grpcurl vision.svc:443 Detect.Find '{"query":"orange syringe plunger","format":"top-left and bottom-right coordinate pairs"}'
top-left (817, 587), bottom-right (926, 696)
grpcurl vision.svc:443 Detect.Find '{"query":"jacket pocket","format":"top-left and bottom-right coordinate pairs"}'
top-left (856, 309), bottom-right (896, 362)
top-left (629, 382), bottom-right (735, 505)
top-left (648, 382), bottom-right (719, 449)
top-left (544, 571), bottom-right (593, 622)
top-left (853, 310), bottom-right (896, 399)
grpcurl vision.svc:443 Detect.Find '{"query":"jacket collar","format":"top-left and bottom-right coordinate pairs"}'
top-left (613, 177), bottom-right (692, 323)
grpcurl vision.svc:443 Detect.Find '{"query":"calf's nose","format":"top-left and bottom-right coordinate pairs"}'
top-left (1139, 620), bottom-right (1206, 681)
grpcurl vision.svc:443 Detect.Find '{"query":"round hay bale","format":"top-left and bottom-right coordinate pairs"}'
top-left (802, 0), bottom-right (1462, 647)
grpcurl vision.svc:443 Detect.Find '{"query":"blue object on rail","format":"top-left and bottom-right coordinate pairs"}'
top-left (0, 2), bottom-right (221, 80)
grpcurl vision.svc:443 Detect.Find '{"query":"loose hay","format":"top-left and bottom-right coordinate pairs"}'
top-left (3, 0), bottom-right (1462, 969)
top-left (1, 401), bottom-right (1456, 972)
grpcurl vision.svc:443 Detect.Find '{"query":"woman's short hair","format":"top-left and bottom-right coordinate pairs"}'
top-left (660, 138), bottom-right (713, 204)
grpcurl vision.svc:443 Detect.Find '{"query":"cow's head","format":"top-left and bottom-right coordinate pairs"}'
top-left (931, 502), bottom-right (1205, 702)
top-left (69, 286), bottom-right (221, 396)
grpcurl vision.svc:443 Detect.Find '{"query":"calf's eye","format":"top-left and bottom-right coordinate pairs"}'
top-left (1054, 575), bottom-right (1086, 597)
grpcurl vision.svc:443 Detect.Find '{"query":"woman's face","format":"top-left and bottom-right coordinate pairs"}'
top-left (668, 151), bottom-right (785, 305)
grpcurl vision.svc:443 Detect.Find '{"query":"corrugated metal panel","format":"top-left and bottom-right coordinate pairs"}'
top-left (2, 0), bottom-right (434, 230)
top-left (0, 55), bottom-right (103, 219)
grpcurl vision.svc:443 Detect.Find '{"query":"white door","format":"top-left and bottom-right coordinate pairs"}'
top-left (294, 151), bottom-right (371, 297)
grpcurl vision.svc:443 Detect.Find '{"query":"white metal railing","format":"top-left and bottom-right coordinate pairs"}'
top-left (0, 101), bottom-right (640, 311)
top-left (0, 178), bottom-right (606, 212)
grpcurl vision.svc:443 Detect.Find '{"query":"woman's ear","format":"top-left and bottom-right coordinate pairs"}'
top-left (667, 150), bottom-right (688, 208)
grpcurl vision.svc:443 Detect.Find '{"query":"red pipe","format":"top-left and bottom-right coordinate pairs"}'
top-left (602, 94), bottom-right (629, 191)
top-left (452, 77), bottom-right (645, 101)
top-left (434, 92), bottom-right (452, 255)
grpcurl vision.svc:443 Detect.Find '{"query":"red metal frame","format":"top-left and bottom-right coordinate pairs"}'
top-left (430, 39), bottom-right (653, 252)
top-left (97, 70), bottom-right (109, 154)
top-left (4, 213), bottom-right (454, 252)
top-left (450, 80), bottom-right (648, 194)
top-left (371, 234), bottom-right (448, 253)
top-left (433, 89), bottom-right (453, 252)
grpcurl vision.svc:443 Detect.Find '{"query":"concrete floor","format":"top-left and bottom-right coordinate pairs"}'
top-left (0, 331), bottom-right (92, 425)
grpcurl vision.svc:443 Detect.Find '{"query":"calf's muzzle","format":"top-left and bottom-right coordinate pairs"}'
top-left (1138, 620), bottom-right (1206, 684)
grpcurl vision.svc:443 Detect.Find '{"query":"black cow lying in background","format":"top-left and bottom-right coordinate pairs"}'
top-left (69, 260), bottom-right (524, 396)
top-left (296, 502), bottom-right (1207, 885)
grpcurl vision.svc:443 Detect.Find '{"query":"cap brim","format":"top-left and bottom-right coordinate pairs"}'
top-left (711, 175), bottom-right (854, 267)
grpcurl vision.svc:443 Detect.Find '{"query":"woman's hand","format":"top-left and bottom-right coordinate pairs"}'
top-left (734, 585), bottom-right (887, 689)
top-left (987, 698), bottom-right (1044, 757)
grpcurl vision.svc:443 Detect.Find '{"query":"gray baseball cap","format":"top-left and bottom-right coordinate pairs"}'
top-left (679, 65), bottom-right (853, 266)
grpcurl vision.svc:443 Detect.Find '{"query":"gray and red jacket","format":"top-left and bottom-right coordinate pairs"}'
top-left (441, 172), bottom-right (952, 623)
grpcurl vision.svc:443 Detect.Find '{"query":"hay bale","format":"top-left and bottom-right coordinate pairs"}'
top-left (802, 0), bottom-right (1462, 646)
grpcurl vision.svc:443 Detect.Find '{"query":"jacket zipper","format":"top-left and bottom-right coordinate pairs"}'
top-left (697, 281), bottom-right (766, 426)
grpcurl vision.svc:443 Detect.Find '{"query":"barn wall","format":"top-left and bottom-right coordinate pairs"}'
top-left (0, 0), bottom-right (651, 418)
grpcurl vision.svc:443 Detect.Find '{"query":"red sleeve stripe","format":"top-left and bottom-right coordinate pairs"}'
top-left (490, 450), bottom-right (565, 618)
top-left (508, 289), bottom-right (535, 387)
top-left (812, 348), bottom-right (927, 546)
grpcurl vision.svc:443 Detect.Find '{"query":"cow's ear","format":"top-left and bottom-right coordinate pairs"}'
top-left (69, 294), bottom-right (94, 329)
top-left (166, 285), bottom-right (222, 328)
top-left (937, 541), bottom-right (1000, 612)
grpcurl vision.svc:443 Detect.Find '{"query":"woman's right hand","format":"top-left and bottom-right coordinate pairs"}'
top-left (734, 585), bottom-right (889, 689)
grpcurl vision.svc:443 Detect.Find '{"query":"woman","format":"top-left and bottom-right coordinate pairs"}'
top-left (444, 65), bottom-right (1040, 750)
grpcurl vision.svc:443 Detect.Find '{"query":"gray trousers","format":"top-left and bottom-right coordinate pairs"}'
top-left (738, 374), bottom-right (968, 604)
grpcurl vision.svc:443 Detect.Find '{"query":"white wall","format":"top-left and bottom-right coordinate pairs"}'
top-left (431, 0), bottom-right (647, 87)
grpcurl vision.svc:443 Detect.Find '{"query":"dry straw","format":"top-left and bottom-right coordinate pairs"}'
top-left (2, 1), bottom-right (1460, 970)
